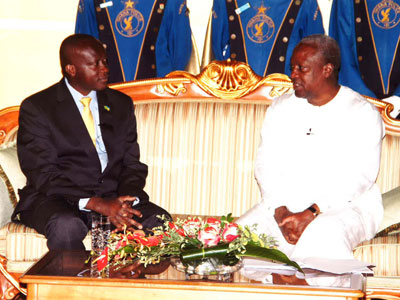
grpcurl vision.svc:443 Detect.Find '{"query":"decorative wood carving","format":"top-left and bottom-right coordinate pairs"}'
top-left (165, 59), bottom-right (293, 99)
top-left (0, 256), bottom-right (26, 299)
top-left (366, 96), bottom-right (400, 135)
top-left (156, 82), bottom-right (187, 96)
top-left (0, 107), bottom-right (19, 146)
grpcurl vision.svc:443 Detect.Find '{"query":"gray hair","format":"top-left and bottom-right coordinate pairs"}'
top-left (296, 34), bottom-right (341, 78)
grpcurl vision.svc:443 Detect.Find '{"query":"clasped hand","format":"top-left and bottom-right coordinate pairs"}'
top-left (274, 206), bottom-right (315, 245)
top-left (87, 195), bottom-right (143, 231)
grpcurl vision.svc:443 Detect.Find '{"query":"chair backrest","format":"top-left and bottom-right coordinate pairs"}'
top-left (1, 60), bottom-right (399, 216)
top-left (111, 60), bottom-right (292, 215)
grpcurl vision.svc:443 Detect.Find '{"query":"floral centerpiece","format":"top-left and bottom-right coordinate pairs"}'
top-left (91, 214), bottom-right (302, 276)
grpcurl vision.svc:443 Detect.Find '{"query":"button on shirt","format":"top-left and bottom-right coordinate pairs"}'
top-left (65, 78), bottom-right (108, 210)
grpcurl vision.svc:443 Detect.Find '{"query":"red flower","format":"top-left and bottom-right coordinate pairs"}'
top-left (126, 234), bottom-right (135, 240)
top-left (205, 217), bottom-right (221, 233)
top-left (183, 218), bottom-right (201, 237)
top-left (97, 247), bottom-right (108, 271)
top-left (222, 223), bottom-right (240, 242)
top-left (198, 227), bottom-right (221, 247)
top-left (168, 222), bottom-right (185, 236)
top-left (115, 240), bottom-right (127, 250)
top-left (132, 230), bottom-right (146, 238)
top-left (136, 236), bottom-right (161, 247)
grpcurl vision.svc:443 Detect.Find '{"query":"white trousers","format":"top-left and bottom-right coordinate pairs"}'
top-left (237, 185), bottom-right (383, 286)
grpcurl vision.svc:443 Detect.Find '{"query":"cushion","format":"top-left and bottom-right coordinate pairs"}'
top-left (0, 141), bottom-right (25, 203)
top-left (354, 233), bottom-right (400, 277)
top-left (353, 187), bottom-right (400, 277)
top-left (0, 170), bottom-right (14, 229)
top-left (0, 142), bottom-right (25, 228)
top-left (377, 186), bottom-right (400, 235)
top-left (5, 222), bottom-right (91, 273)
top-left (3, 214), bottom-right (196, 272)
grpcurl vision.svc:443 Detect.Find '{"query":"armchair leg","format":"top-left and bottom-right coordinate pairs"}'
top-left (0, 256), bottom-right (26, 300)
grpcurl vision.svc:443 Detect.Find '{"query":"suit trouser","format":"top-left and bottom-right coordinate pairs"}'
top-left (19, 197), bottom-right (171, 250)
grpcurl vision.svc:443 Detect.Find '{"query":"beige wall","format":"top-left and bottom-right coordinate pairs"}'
top-left (0, 0), bottom-right (332, 110)
top-left (0, 0), bottom-right (77, 109)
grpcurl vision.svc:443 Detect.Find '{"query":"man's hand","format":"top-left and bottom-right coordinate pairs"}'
top-left (86, 196), bottom-right (143, 231)
top-left (110, 260), bottom-right (144, 279)
top-left (109, 259), bottom-right (170, 279)
top-left (274, 205), bottom-right (317, 245)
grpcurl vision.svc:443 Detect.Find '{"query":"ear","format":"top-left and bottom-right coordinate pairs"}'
top-left (65, 64), bottom-right (76, 77)
top-left (322, 63), bottom-right (334, 78)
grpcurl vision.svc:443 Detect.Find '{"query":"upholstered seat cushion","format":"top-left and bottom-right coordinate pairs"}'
top-left (0, 142), bottom-right (24, 228)
top-left (354, 233), bottom-right (400, 277)
top-left (0, 142), bottom-right (25, 259)
top-left (0, 142), bottom-right (92, 272)
top-left (377, 186), bottom-right (400, 234)
top-left (353, 187), bottom-right (400, 277)
top-left (4, 222), bottom-right (91, 272)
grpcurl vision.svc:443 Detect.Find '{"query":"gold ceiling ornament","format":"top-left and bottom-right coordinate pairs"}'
top-left (165, 59), bottom-right (293, 99)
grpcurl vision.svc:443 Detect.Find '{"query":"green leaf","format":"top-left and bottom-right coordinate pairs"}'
top-left (180, 243), bottom-right (303, 274)
top-left (117, 244), bottom-right (135, 254)
top-left (240, 244), bottom-right (303, 273)
top-left (181, 244), bottom-right (229, 262)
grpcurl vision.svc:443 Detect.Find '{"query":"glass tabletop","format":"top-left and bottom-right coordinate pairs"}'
top-left (23, 250), bottom-right (366, 292)
top-left (24, 250), bottom-right (251, 282)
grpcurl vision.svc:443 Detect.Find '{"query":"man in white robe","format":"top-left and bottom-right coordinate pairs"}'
top-left (238, 34), bottom-right (385, 286)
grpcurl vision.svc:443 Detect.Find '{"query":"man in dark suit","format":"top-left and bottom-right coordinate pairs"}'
top-left (12, 34), bottom-right (170, 250)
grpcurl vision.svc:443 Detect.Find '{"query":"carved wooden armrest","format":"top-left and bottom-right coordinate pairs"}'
top-left (0, 255), bottom-right (26, 299)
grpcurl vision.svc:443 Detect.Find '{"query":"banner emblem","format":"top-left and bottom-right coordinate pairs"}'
top-left (115, 0), bottom-right (144, 37)
top-left (246, 5), bottom-right (275, 44)
top-left (372, 0), bottom-right (400, 29)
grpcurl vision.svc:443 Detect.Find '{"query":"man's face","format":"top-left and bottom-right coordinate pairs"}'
top-left (68, 42), bottom-right (109, 95)
top-left (290, 44), bottom-right (326, 103)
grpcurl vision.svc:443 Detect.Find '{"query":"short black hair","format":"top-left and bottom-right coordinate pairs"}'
top-left (59, 34), bottom-right (103, 77)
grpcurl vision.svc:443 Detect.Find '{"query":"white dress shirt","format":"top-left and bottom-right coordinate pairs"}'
top-left (65, 78), bottom-right (108, 210)
top-left (254, 85), bottom-right (385, 213)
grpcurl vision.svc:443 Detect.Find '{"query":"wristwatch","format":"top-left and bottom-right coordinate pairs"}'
top-left (307, 205), bottom-right (320, 217)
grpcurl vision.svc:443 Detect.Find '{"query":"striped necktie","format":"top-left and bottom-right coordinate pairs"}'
top-left (80, 97), bottom-right (96, 146)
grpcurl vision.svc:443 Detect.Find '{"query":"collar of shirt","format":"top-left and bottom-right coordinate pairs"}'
top-left (64, 78), bottom-right (108, 172)
top-left (64, 78), bottom-right (99, 119)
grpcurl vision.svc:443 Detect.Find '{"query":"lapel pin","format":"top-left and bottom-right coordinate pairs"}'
top-left (104, 105), bottom-right (110, 111)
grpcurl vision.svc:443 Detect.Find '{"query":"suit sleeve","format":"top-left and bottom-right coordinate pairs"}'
top-left (117, 98), bottom-right (149, 202)
top-left (17, 100), bottom-right (83, 202)
top-left (328, 0), bottom-right (375, 98)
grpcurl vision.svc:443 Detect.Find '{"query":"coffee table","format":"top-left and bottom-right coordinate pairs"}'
top-left (20, 250), bottom-right (365, 300)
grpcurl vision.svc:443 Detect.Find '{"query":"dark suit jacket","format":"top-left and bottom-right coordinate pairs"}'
top-left (12, 79), bottom-right (149, 221)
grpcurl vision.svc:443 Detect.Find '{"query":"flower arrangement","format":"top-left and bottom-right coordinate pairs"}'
top-left (92, 214), bottom-right (302, 274)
